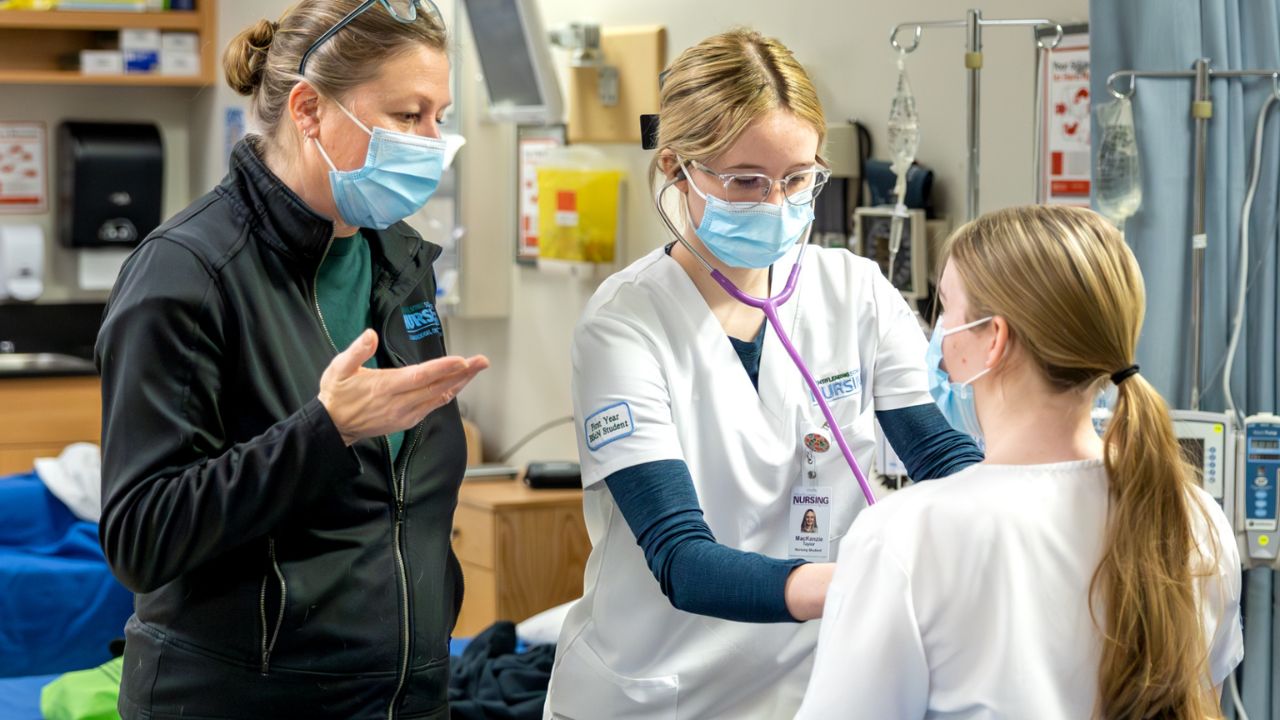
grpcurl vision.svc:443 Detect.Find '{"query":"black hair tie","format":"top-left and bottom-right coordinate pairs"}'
top-left (1111, 364), bottom-right (1140, 385)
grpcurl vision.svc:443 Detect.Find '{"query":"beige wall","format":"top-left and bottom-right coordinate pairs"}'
top-left (21, 0), bottom-right (1085, 461)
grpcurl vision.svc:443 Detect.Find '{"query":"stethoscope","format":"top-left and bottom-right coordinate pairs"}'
top-left (655, 176), bottom-right (878, 506)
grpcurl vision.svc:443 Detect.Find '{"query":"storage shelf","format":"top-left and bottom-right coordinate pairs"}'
top-left (0, 9), bottom-right (201, 31)
top-left (0, 68), bottom-right (208, 87)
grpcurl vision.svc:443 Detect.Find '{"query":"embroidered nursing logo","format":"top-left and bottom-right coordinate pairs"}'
top-left (810, 369), bottom-right (862, 406)
top-left (585, 402), bottom-right (634, 451)
top-left (401, 301), bottom-right (442, 341)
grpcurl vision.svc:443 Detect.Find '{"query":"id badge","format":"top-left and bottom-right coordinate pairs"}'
top-left (789, 485), bottom-right (833, 560)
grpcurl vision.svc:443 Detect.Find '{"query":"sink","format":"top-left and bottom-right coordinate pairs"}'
top-left (0, 353), bottom-right (96, 376)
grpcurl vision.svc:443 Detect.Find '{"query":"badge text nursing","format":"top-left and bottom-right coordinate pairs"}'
top-left (792, 494), bottom-right (831, 505)
top-left (810, 369), bottom-right (862, 406)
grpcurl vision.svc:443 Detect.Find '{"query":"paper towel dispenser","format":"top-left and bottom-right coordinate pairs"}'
top-left (57, 121), bottom-right (162, 248)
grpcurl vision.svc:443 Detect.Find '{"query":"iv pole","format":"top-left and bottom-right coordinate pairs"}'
top-left (890, 9), bottom-right (1064, 221)
top-left (1107, 62), bottom-right (1280, 410)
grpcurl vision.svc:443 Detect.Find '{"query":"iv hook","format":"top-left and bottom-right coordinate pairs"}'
top-left (890, 24), bottom-right (922, 54)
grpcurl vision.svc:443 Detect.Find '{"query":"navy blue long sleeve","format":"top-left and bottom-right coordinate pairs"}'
top-left (605, 460), bottom-right (804, 624)
top-left (875, 403), bottom-right (984, 481)
top-left (598, 319), bottom-right (978, 625)
top-left (602, 404), bottom-right (979, 625)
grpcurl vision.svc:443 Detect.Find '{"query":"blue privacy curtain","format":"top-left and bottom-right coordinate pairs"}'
top-left (1092, 2), bottom-right (1280, 718)
top-left (1091, 0), bottom-right (1278, 415)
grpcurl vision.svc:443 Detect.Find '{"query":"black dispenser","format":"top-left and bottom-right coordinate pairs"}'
top-left (57, 122), bottom-right (163, 248)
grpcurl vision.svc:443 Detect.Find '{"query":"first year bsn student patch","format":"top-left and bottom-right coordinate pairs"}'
top-left (585, 402), bottom-right (635, 451)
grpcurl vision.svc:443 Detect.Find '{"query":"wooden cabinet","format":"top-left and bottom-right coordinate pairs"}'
top-left (451, 478), bottom-right (591, 636)
top-left (0, 375), bottom-right (100, 475)
top-left (0, 5), bottom-right (217, 87)
top-left (0, 382), bottom-right (588, 636)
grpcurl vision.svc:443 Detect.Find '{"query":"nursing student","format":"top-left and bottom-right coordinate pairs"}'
top-left (799, 206), bottom-right (1243, 719)
top-left (543, 29), bottom-right (983, 720)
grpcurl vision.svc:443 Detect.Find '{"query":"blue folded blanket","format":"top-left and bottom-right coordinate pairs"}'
top-left (0, 473), bottom-right (133, 678)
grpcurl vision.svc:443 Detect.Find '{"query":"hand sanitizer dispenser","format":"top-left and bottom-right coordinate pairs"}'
top-left (0, 225), bottom-right (45, 302)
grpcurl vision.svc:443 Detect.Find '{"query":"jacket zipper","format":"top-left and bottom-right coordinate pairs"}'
top-left (259, 537), bottom-right (287, 674)
top-left (311, 243), bottom-right (424, 719)
top-left (311, 237), bottom-right (339, 352)
top-left (380, 294), bottom-right (428, 718)
top-left (386, 426), bottom-right (423, 720)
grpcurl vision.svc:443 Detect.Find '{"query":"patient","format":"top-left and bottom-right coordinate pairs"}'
top-left (797, 206), bottom-right (1242, 720)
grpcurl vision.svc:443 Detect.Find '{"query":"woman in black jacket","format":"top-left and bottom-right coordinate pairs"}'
top-left (95, 2), bottom-right (487, 717)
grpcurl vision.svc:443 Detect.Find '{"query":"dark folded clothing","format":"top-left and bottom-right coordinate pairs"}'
top-left (449, 622), bottom-right (556, 720)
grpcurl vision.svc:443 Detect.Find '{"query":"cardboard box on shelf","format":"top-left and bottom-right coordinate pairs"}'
top-left (119, 28), bottom-right (161, 51)
top-left (80, 50), bottom-right (124, 75)
top-left (123, 49), bottom-right (159, 74)
top-left (160, 31), bottom-right (198, 53)
top-left (159, 49), bottom-right (198, 76)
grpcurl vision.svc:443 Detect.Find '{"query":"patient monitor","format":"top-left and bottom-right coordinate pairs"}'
top-left (1171, 410), bottom-right (1234, 512)
top-left (1095, 409), bottom-right (1237, 525)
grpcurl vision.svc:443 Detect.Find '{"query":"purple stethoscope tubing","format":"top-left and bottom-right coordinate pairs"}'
top-left (656, 177), bottom-right (878, 506)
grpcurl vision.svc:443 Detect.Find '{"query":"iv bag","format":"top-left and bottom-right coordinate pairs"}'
top-left (1095, 97), bottom-right (1142, 226)
top-left (887, 55), bottom-right (920, 191)
top-left (886, 54), bottom-right (919, 275)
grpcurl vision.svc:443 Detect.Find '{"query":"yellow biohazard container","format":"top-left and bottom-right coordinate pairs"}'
top-left (535, 148), bottom-right (624, 265)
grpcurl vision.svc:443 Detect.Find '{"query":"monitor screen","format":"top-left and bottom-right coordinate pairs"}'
top-left (1254, 438), bottom-right (1280, 450)
top-left (1179, 437), bottom-right (1204, 481)
top-left (464, 0), bottom-right (544, 110)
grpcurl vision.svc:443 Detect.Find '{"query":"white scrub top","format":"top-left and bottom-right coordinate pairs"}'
top-left (544, 244), bottom-right (930, 720)
top-left (796, 459), bottom-right (1245, 720)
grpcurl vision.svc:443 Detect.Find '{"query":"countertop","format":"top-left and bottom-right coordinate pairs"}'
top-left (0, 354), bottom-right (98, 379)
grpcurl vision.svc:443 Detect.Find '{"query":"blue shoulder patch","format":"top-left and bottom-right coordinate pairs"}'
top-left (402, 301), bottom-right (442, 341)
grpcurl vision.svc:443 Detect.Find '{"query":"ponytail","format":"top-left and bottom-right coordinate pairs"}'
top-left (1093, 371), bottom-right (1220, 719)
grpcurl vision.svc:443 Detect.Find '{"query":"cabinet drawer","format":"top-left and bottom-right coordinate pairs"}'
top-left (451, 505), bottom-right (494, 569)
top-left (0, 377), bottom-right (100, 446)
top-left (454, 561), bottom-right (496, 637)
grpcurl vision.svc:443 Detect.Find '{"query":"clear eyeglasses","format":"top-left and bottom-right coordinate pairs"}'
top-left (689, 160), bottom-right (831, 207)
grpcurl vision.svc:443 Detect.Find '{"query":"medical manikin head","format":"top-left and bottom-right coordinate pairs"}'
top-left (649, 29), bottom-right (827, 270)
top-left (223, 0), bottom-right (450, 235)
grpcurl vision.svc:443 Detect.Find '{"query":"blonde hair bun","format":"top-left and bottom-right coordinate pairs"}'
top-left (224, 18), bottom-right (279, 97)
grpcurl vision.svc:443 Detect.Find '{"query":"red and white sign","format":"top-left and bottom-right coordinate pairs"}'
top-left (0, 123), bottom-right (47, 213)
top-left (518, 135), bottom-right (561, 261)
top-left (1040, 34), bottom-right (1090, 206)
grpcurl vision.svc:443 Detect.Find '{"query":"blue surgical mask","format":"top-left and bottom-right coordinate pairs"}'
top-left (926, 314), bottom-right (994, 445)
top-left (313, 100), bottom-right (446, 230)
top-left (680, 158), bottom-right (813, 269)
